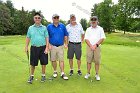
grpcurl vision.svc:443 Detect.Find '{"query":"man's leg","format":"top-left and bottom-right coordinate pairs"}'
top-left (69, 59), bottom-right (73, 70)
top-left (42, 65), bottom-right (46, 75)
top-left (77, 59), bottom-right (81, 70)
top-left (59, 61), bottom-right (64, 73)
top-left (95, 63), bottom-right (99, 75)
top-left (94, 47), bottom-right (101, 80)
top-left (30, 65), bottom-right (35, 75)
top-left (52, 61), bottom-right (57, 71)
top-left (84, 62), bottom-right (91, 79)
top-left (87, 62), bottom-right (91, 74)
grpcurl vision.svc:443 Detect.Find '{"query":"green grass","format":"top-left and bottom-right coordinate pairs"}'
top-left (0, 33), bottom-right (140, 93)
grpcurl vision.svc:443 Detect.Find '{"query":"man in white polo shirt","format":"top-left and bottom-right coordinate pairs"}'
top-left (84, 16), bottom-right (106, 81)
top-left (66, 14), bottom-right (84, 76)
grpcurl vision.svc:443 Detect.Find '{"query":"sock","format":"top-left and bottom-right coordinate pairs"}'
top-left (70, 69), bottom-right (73, 71)
top-left (61, 72), bottom-right (64, 76)
top-left (54, 71), bottom-right (57, 73)
top-left (42, 74), bottom-right (45, 76)
top-left (31, 75), bottom-right (34, 77)
top-left (78, 69), bottom-right (81, 71)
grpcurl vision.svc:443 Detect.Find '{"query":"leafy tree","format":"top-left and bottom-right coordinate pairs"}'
top-left (80, 18), bottom-right (87, 31)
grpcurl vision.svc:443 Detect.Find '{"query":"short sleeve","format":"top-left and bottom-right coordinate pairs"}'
top-left (63, 25), bottom-right (68, 36)
top-left (100, 28), bottom-right (106, 39)
top-left (45, 27), bottom-right (49, 38)
top-left (27, 27), bottom-right (31, 39)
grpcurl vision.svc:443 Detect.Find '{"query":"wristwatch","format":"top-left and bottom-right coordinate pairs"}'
top-left (96, 44), bottom-right (99, 47)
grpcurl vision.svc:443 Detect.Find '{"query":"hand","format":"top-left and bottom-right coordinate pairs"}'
top-left (44, 47), bottom-right (48, 54)
top-left (25, 46), bottom-right (28, 53)
top-left (64, 44), bottom-right (68, 49)
top-left (49, 45), bottom-right (52, 50)
top-left (90, 45), bottom-right (97, 51)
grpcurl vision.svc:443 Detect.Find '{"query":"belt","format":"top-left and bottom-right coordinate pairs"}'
top-left (69, 41), bottom-right (81, 44)
top-left (53, 45), bottom-right (62, 47)
top-left (32, 45), bottom-right (46, 48)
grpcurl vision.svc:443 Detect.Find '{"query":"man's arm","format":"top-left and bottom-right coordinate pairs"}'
top-left (81, 34), bottom-right (85, 42)
top-left (44, 37), bottom-right (49, 54)
top-left (96, 38), bottom-right (105, 46)
top-left (64, 36), bottom-right (68, 48)
top-left (25, 37), bottom-right (30, 52)
top-left (85, 39), bottom-right (94, 51)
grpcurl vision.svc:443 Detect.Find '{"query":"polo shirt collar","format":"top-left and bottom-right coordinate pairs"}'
top-left (53, 23), bottom-right (61, 27)
top-left (91, 25), bottom-right (99, 29)
top-left (70, 22), bottom-right (78, 27)
top-left (33, 24), bottom-right (43, 27)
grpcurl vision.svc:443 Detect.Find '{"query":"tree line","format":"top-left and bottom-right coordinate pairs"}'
top-left (0, 0), bottom-right (140, 35)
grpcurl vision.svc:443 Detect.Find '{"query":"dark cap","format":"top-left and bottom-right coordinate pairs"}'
top-left (90, 16), bottom-right (98, 21)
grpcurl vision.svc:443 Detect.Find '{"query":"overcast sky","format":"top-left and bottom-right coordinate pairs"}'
top-left (3, 0), bottom-right (118, 22)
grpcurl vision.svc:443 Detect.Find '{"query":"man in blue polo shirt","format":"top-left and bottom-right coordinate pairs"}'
top-left (25, 12), bottom-right (49, 84)
top-left (47, 14), bottom-right (68, 80)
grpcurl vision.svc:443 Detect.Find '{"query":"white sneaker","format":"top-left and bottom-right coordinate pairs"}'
top-left (84, 73), bottom-right (90, 79)
top-left (61, 74), bottom-right (69, 80)
top-left (53, 72), bottom-right (58, 78)
top-left (95, 74), bottom-right (100, 81)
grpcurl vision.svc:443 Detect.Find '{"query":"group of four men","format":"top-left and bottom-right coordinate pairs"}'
top-left (25, 12), bottom-right (106, 84)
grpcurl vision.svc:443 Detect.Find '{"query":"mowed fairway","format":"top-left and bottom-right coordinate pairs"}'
top-left (0, 33), bottom-right (140, 93)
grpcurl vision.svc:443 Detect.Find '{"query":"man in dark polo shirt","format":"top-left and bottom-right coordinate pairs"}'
top-left (47, 14), bottom-right (68, 80)
top-left (25, 12), bottom-right (49, 83)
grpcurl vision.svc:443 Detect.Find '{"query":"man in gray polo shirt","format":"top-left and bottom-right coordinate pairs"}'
top-left (66, 14), bottom-right (84, 76)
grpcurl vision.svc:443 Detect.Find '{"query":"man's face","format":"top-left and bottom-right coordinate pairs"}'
top-left (34, 15), bottom-right (41, 24)
top-left (91, 21), bottom-right (98, 27)
top-left (90, 18), bottom-right (98, 27)
top-left (70, 16), bottom-right (76, 23)
top-left (52, 16), bottom-right (59, 24)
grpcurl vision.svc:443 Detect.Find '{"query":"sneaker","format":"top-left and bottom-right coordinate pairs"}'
top-left (84, 73), bottom-right (90, 79)
top-left (27, 76), bottom-right (34, 84)
top-left (41, 76), bottom-right (46, 82)
top-left (95, 74), bottom-right (100, 81)
top-left (77, 70), bottom-right (82, 76)
top-left (53, 72), bottom-right (58, 78)
top-left (61, 74), bottom-right (69, 80)
top-left (69, 70), bottom-right (73, 76)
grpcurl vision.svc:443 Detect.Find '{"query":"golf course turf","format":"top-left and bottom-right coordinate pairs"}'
top-left (0, 33), bottom-right (140, 93)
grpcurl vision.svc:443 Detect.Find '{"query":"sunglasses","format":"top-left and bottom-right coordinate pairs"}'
top-left (53, 16), bottom-right (59, 19)
top-left (35, 17), bottom-right (41, 19)
top-left (91, 18), bottom-right (97, 21)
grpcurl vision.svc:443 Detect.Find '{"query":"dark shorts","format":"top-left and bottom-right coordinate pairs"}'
top-left (67, 42), bottom-right (82, 60)
top-left (30, 45), bottom-right (48, 66)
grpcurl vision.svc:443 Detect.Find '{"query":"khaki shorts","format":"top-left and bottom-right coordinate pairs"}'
top-left (50, 45), bottom-right (64, 62)
top-left (86, 46), bottom-right (101, 64)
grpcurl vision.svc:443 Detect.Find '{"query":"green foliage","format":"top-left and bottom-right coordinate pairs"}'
top-left (80, 18), bottom-right (88, 31)
top-left (91, 0), bottom-right (140, 34)
top-left (0, 1), bottom-right (50, 35)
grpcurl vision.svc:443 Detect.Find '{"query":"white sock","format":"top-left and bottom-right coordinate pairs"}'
top-left (31, 75), bottom-right (34, 77)
top-left (42, 74), bottom-right (45, 76)
top-left (70, 69), bottom-right (74, 71)
top-left (61, 72), bottom-right (64, 76)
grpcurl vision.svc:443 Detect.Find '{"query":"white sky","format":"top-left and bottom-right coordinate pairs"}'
top-left (3, 0), bottom-right (118, 22)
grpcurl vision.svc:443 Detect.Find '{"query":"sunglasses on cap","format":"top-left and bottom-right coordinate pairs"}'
top-left (90, 18), bottom-right (97, 21)
top-left (35, 17), bottom-right (41, 19)
top-left (53, 16), bottom-right (59, 19)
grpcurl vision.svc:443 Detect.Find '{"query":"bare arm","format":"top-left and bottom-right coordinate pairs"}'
top-left (44, 37), bottom-right (49, 54)
top-left (25, 37), bottom-right (30, 52)
top-left (96, 38), bottom-right (105, 45)
top-left (64, 36), bottom-right (68, 48)
top-left (81, 34), bottom-right (85, 42)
